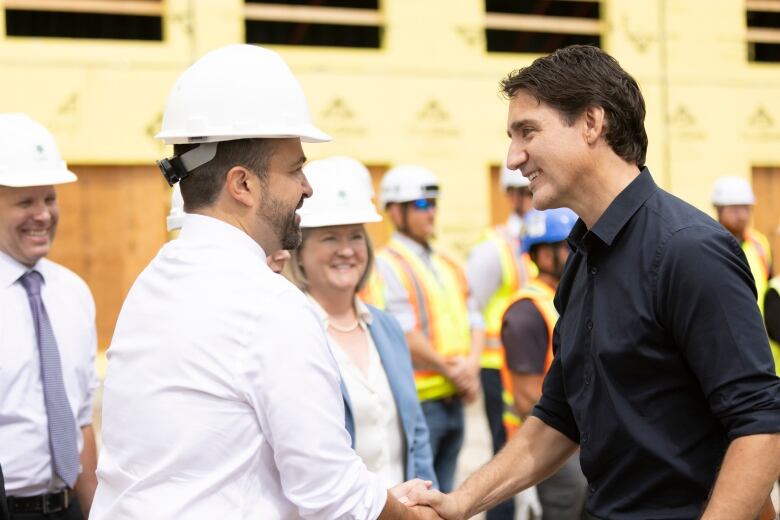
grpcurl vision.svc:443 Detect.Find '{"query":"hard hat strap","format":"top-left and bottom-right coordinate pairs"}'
top-left (156, 142), bottom-right (218, 186)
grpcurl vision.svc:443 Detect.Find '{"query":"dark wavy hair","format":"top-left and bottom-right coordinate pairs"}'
top-left (500, 45), bottom-right (648, 167)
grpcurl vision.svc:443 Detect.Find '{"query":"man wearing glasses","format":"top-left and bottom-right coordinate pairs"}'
top-left (370, 165), bottom-right (485, 493)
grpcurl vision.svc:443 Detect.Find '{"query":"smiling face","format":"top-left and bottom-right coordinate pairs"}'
top-left (506, 90), bottom-right (588, 211)
top-left (0, 185), bottom-right (59, 267)
top-left (299, 224), bottom-right (368, 295)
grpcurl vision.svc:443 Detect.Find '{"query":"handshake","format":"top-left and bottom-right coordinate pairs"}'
top-left (390, 479), bottom-right (462, 520)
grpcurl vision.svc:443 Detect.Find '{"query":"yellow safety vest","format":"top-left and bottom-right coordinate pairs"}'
top-left (498, 279), bottom-right (558, 438)
top-left (742, 228), bottom-right (772, 313)
top-left (376, 237), bottom-right (472, 401)
top-left (766, 277), bottom-right (780, 377)
top-left (358, 268), bottom-right (387, 310)
top-left (479, 226), bottom-right (537, 370)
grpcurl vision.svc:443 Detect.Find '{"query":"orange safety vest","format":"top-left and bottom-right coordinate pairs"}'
top-left (743, 228), bottom-right (772, 313)
top-left (375, 237), bottom-right (472, 401)
top-left (498, 279), bottom-right (558, 438)
top-left (479, 226), bottom-right (537, 370)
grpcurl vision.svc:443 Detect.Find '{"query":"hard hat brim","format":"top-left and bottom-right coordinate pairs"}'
top-left (299, 212), bottom-right (382, 229)
top-left (155, 125), bottom-right (332, 145)
top-left (0, 168), bottom-right (78, 187)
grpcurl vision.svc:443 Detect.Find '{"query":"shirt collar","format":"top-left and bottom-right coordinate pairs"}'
top-left (568, 167), bottom-right (657, 251)
top-left (391, 231), bottom-right (432, 256)
top-left (306, 293), bottom-right (374, 327)
top-left (178, 213), bottom-right (267, 261)
top-left (0, 250), bottom-right (45, 289)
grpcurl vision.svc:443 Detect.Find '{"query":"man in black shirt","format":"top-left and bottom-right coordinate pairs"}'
top-left (406, 45), bottom-right (780, 520)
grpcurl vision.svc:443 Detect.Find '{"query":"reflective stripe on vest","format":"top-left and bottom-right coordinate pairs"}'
top-left (743, 229), bottom-right (771, 313)
top-left (767, 277), bottom-right (780, 377)
top-left (498, 279), bottom-right (558, 438)
top-left (378, 238), bottom-right (472, 401)
top-left (480, 227), bottom-right (537, 370)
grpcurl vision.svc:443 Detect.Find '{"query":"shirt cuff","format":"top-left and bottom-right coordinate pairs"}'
top-left (724, 407), bottom-right (780, 441)
top-left (532, 404), bottom-right (580, 444)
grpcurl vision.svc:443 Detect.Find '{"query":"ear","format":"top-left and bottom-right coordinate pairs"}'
top-left (582, 105), bottom-right (606, 145)
top-left (386, 204), bottom-right (402, 226)
top-left (224, 166), bottom-right (258, 207)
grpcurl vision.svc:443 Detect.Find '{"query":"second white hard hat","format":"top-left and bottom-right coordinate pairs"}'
top-left (711, 176), bottom-right (755, 206)
top-left (298, 156), bottom-right (382, 228)
top-left (0, 113), bottom-right (77, 187)
top-left (379, 165), bottom-right (440, 209)
top-left (156, 44), bottom-right (331, 145)
top-left (500, 162), bottom-right (529, 189)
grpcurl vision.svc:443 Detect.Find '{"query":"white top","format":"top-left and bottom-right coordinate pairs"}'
top-left (91, 214), bottom-right (387, 520)
top-left (0, 251), bottom-right (98, 496)
top-left (308, 296), bottom-right (405, 488)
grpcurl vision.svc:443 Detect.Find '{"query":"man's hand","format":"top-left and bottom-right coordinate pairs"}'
top-left (409, 505), bottom-right (445, 519)
top-left (444, 357), bottom-right (481, 403)
top-left (403, 488), bottom-right (465, 520)
top-left (390, 479), bottom-right (433, 503)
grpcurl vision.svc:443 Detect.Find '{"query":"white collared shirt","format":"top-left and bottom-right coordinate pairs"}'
top-left (92, 214), bottom-right (387, 520)
top-left (0, 251), bottom-right (98, 496)
top-left (307, 296), bottom-right (405, 488)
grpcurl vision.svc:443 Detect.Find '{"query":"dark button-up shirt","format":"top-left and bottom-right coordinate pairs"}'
top-left (533, 168), bottom-right (780, 520)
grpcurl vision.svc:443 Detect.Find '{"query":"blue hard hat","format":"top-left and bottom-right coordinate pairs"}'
top-left (521, 208), bottom-right (578, 254)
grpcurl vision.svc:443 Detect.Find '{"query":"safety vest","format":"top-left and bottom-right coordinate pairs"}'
top-left (479, 226), bottom-right (537, 370)
top-left (376, 237), bottom-right (472, 402)
top-left (742, 228), bottom-right (771, 313)
top-left (766, 277), bottom-right (780, 377)
top-left (358, 268), bottom-right (387, 310)
top-left (498, 279), bottom-right (558, 438)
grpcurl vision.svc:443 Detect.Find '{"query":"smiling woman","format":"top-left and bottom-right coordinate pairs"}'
top-left (285, 156), bottom-right (438, 489)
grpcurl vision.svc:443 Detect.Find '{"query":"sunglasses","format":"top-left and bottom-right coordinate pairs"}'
top-left (409, 199), bottom-right (437, 211)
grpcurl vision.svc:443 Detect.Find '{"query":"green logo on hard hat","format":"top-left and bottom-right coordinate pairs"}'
top-left (35, 144), bottom-right (45, 155)
top-left (338, 190), bottom-right (348, 200)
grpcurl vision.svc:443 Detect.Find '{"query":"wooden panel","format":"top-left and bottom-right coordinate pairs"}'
top-left (489, 164), bottom-right (510, 226)
top-left (49, 165), bottom-right (169, 350)
top-left (244, 3), bottom-right (382, 26)
top-left (4, 0), bottom-right (163, 16)
top-left (364, 164), bottom-right (389, 249)
top-left (752, 166), bottom-right (780, 276)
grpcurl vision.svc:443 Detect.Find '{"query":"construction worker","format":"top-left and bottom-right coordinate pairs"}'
top-left (369, 165), bottom-right (484, 493)
top-left (167, 182), bottom-right (291, 273)
top-left (712, 176), bottom-right (773, 312)
top-left (500, 208), bottom-right (586, 519)
top-left (92, 45), bottom-right (436, 520)
top-left (286, 156), bottom-right (437, 488)
top-left (406, 45), bottom-right (780, 520)
top-left (0, 114), bottom-right (99, 519)
top-left (465, 162), bottom-right (536, 520)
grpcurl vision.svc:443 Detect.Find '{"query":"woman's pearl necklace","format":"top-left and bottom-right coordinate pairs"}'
top-left (328, 320), bottom-right (360, 333)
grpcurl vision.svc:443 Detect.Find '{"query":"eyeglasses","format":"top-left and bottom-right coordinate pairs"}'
top-left (409, 199), bottom-right (437, 211)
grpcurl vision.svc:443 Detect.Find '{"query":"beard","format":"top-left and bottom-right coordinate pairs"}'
top-left (257, 193), bottom-right (302, 250)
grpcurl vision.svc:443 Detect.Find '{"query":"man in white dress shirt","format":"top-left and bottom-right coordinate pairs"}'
top-left (92, 45), bottom-right (438, 520)
top-left (0, 113), bottom-right (99, 519)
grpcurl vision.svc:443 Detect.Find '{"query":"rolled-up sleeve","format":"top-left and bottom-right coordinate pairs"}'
top-left (243, 294), bottom-right (387, 520)
top-left (657, 226), bottom-right (780, 440)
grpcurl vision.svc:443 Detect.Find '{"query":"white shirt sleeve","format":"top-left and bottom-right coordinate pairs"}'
top-left (374, 256), bottom-right (418, 333)
top-left (239, 291), bottom-right (388, 520)
top-left (77, 285), bottom-right (99, 427)
top-left (466, 240), bottom-right (503, 314)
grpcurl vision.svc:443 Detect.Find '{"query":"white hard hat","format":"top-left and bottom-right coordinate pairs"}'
top-left (167, 183), bottom-right (185, 232)
top-left (156, 44), bottom-right (330, 145)
top-left (0, 113), bottom-right (77, 187)
top-left (298, 156), bottom-right (382, 228)
top-left (712, 176), bottom-right (755, 206)
top-left (379, 165), bottom-right (440, 209)
top-left (500, 162), bottom-right (529, 189)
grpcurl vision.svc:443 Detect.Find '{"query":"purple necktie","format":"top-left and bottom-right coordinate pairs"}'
top-left (19, 270), bottom-right (80, 488)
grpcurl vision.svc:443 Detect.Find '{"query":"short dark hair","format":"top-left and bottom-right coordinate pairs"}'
top-left (173, 138), bottom-right (274, 211)
top-left (500, 45), bottom-right (648, 167)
